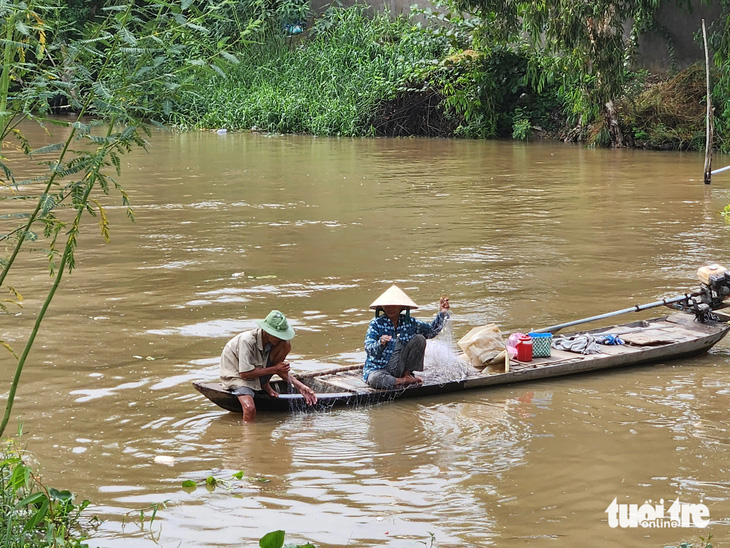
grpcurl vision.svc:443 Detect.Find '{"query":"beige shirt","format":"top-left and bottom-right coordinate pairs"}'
top-left (219, 329), bottom-right (270, 391)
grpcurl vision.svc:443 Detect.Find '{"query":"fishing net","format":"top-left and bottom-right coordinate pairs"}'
top-left (421, 317), bottom-right (478, 384)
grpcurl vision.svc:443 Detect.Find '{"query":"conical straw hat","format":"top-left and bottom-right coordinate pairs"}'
top-left (369, 284), bottom-right (419, 310)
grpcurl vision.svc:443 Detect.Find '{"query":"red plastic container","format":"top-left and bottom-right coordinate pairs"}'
top-left (516, 335), bottom-right (533, 362)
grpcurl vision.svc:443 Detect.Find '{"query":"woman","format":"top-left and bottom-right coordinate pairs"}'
top-left (363, 285), bottom-right (450, 389)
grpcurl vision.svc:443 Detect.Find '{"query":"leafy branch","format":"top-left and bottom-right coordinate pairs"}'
top-left (0, 0), bottom-right (238, 438)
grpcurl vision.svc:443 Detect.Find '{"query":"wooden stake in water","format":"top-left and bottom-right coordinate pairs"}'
top-left (702, 19), bottom-right (713, 185)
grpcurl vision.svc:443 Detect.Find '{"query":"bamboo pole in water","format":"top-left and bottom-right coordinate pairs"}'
top-left (703, 19), bottom-right (713, 184)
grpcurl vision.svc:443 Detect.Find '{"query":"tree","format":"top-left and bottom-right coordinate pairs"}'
top-left (452, 0), bottom-right (661, 145)
top-left (0, 0), bottom-right (242, 437)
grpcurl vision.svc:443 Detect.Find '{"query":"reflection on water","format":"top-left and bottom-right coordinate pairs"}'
top-left (2, 125), bottom-right (730, 546)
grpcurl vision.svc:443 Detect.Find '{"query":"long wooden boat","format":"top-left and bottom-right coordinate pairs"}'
top-left (193, 309), bottom-right (730, 413)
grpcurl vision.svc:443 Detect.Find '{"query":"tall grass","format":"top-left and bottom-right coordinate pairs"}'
top-left (175, 6), bottom-right (450, 135)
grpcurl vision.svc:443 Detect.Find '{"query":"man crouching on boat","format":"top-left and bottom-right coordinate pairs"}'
top-left (220, 310), bottom-right (317, 422)
top-left (363, 285), bottom-right (450, 389)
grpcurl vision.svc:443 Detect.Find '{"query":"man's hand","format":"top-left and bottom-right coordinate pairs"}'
top-left (380, 334), bottom-right (392, 347)
top-left (290, 376), bottom-right (318, 406)
top-left (269, 360), bottom-right (291, 375)
top-left (299, 385), bottom-right (317, 406)
top-left (439, 295), bottom-right (450, 314)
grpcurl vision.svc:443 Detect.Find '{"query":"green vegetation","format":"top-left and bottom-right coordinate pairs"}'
top-left (172, 2), bottom-right (563, 140)
top-left (3, 0), bottom-right (729, 149)
top-left (0, 1), bottom-right (233, 544)
top-left (162, 0), bottom-right (730, 151)
top-left (619, 66), bottom-right (721, 150)
top-left (666, 533), bottom-right (713, 548)
top-left (0, 0), bottom-right (728, 150)
top-left (448, 0), bottom-right (664, 146)
top-left (0, 0), bottom-right (239, 438)
top-left (721, 203), bottom-right (730, 221)
top-left (259, 530), bottom-right (315, 548)
top-left (2, 0), bottom-right (730, 544)
top-left (1, 435), bottom-right (93, 547)
top-left (180, 470), bottom-right (258, 491)
top-left (176, 6), bottom-right (448, 135)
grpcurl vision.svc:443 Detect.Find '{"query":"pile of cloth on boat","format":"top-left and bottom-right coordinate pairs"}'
top-left (552, 333), bottom-right (625, 355)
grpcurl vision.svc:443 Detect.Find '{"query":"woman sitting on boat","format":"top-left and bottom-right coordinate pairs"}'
top-left (363, 285), bottom-right (450, 389)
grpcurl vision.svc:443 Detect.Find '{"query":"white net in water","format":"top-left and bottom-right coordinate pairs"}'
top-left (421, 317), bottom-right (479, 384)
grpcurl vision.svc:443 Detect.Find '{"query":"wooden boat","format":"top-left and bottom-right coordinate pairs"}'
top-left (193, 309), bottom-right (730, 413)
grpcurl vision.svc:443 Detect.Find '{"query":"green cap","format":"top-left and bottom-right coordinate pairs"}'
top-left (256, 310), bottom-right (296, 341)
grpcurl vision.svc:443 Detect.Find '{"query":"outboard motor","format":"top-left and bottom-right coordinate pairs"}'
top-left (697, 264), bottom-right (730, 310)
top-left (673, 264), bottom-right (730, 322)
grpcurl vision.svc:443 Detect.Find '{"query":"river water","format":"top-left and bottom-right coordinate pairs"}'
top-left (2, 124), bottom-right (730, 547)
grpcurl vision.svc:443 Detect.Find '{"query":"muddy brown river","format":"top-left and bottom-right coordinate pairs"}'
top-left (2, 124), bottom-right (730, 546)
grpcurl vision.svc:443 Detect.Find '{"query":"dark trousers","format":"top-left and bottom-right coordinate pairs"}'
top-left (367, 335), bottom-right (426, 389)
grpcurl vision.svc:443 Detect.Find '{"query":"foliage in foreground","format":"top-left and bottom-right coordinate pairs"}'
top-left (260, 529), bottom-right (315, 548)
top-left (1, 437), bottom-right (92, 547)
top-left (665, 533), bottom-right (713, 548)
top-left (721, 203), bottom-right (730, 222)
top-left (0, 0), bottom-right (238, 438)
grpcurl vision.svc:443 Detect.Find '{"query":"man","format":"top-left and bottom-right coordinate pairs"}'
top-left (363, 285), bottom-right (450, 389)
top-left (220, 310), bottom-right (317, 422)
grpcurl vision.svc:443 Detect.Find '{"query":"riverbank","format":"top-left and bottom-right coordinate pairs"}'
top-left (170, 5), bottom-right (726, 152)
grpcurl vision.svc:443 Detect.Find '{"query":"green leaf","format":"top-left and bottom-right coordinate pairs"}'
top-left (88, 134), bottom-right (111, 144)
top-left (15, 20), bottom-right (30, 36)
top-left (0, 456), bottom-right (21, 467)
top-left (185, 22), bottom-right (208, 34)
top-left (220, 51), bottom-right (240, 64)
top-left (181, 0), bottom-right (194, 10)
top-left (205, 476), bottom-right (217, 486)
top-left (119, 27), bottom-right (138, 46)
top-left (1, 340), bottom-right (19, 359)
top-left (71, 121), bottom-right (91, 134)
top-left (49, 488), bottom-right (73, 501)
top-left (210, 64), bottom-right (226, 79)
top-left (10, 462), bottom-right (31, 491)
top-left (119, 126), bottom-right (138, 141)
top-left (0, 160), bottom-right (15, 184)
top-left (232, 471), bottom-right (244, 480)
top-left (14, 491), bottom-right (47, 510)
top-left (92, 81), bottom-right (112, 100)
top-left (181, 480), bottom-right (197, 489)
top-left (30, 142), bottom-right (65, 156)
top-left (22, 497), bottom-right (49, 532)
top-left (259, 530), bottom-right (286, 548)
